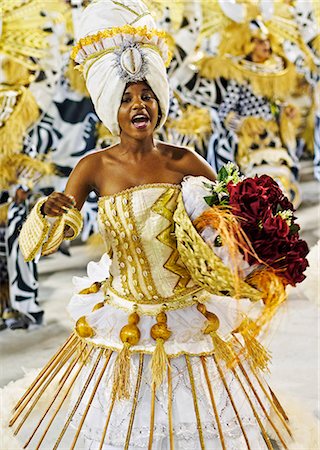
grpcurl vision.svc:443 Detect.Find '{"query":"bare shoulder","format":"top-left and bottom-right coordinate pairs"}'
top-left (158, 142), bottom-right (216, 181)
top-left (73, 145), bottom-right (118, 173)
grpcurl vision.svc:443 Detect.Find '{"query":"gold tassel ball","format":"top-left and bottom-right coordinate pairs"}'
top-left (75, 316), bottom-right (95, 338)
top-left (197, 303), bottom-right (236, 367)
top-left (113, 312), bottom-right (140, 400)
top-left (150, 312), bottom-right (171, 388)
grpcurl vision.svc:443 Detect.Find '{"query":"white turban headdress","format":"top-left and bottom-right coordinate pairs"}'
top-left (71, 0), bottom-right (171, 136)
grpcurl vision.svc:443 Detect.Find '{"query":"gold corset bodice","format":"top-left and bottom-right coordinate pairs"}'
top-left (98, 184), bottom-right (199, 304)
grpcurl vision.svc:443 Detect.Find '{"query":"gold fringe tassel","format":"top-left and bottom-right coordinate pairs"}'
top-left (151, 339), bottom-right (167, 388)
top-left (234, 318), bottom-right (271, 371)
top-left (197, 303), bottom-right (236, 367)
top-left (0, 87), bottom-right (39, 155)
top-left (65, 60), bottom-right (89, 97)
top-left (150, 312), bottom-right (171, 388)
top-left (0, 153), bottom-right (54, 190)
top-left (196, 55), bottom-right (297, 100)
top-left (113, 342), bottom-right (131, 400)
top-left (248, 269), bottom-right (288, 330)
top-left (113, 312), bottom-right (140, 400)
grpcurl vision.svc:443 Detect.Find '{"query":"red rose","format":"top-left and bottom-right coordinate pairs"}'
top-left (263, 212), bottom-right (290, 239)
top-left (225, 174), bottom-right (309, 285)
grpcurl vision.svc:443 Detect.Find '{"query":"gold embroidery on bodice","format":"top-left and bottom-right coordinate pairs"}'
top-left (98, 184), bottom-right (199, 304)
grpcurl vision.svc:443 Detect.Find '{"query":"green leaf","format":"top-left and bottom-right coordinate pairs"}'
top-left (218, 166), bottom-right (228, 182)
top-left (290, 224), bottom-right (300, 234)
top-left (204, 193), bottom-right (219, 206)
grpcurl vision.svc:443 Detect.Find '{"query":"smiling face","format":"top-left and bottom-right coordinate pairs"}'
top-left (117, 81), bottom-right (160, 140)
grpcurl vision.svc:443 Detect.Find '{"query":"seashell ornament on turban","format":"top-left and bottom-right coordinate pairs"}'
top-left (71, 0), bottom-right (171, 136)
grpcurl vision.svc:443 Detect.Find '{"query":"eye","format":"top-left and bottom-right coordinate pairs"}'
top-left (142, 94), bottom-right (152, 101)
top-left (121, 96), bottom-right (131, 103)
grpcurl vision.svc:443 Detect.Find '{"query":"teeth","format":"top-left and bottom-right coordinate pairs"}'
top-left (133, 115), bottom-right (147, 120)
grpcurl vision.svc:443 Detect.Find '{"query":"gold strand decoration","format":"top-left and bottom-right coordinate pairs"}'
top-left (11, 333), bottom-right (76, 413)
top-left (232, 318), bottom-right (271, 372)
top-left (22, 342), bottom-right (87, 448)
top-left (112, 311), bottom-right (141, 400)
top-left (237, 361), bottom-right (289, 449)
top-left (268, 385), bottom-right (290, 423)
top-left (197, 303), bottom-right (236, 368)
top-left (33, 345), bottom-right (95, 450)
top-left (13, 339), bottom-right (77, 435)
top-left (247, 269), bottom-right (288, 330)
top-left (150, 311), bottom-right (171, 388)
top-left (231, 367), bottom-right (274, 450)
top-left (267, 387), bottom-right (290, 426)
top-left (124, 354), bottom-right (144, 450)
top-left (148, 380), bottom-right (156, 450)
top-left (52, 347), bottom-right (104, 450)
top-left (99, 391), bottom-right (117, 450)
top-left (212, 354), bottom-right (251, 450)
top-left (185, 355), bottom-right (206, 450)
top-left (232, 335), bottom-right (292, 437)
top-left (70, 349), bottom-right (113, 450)
top-left (200, 356), bottom-right (226, 450)
top-left (10, 335), bottom-right (78, 428)
top-left (167, 360), bottom-right (174, 450)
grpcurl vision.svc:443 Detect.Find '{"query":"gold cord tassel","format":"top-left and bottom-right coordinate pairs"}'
top-left (150, 312), bottom-right (171, 388)
top-left (234, 318), bottom-right (270, 371)
top-left (197, 303), bottom-right (235, 367)
top-left (113, 312), bottom-right (140, 400)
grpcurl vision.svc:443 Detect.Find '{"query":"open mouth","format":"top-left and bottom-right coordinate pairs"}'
top-left (131, 114), bottom-right (150, 130)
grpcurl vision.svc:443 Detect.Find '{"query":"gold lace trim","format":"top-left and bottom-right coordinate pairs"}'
top-left (98, 182), bottom-right (180, 203)
top-left (72, 25), bottom-right (171, 66)
top-left (103, 285), bottom-right (207, 315)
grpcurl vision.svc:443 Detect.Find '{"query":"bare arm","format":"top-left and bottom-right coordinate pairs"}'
top-left (42, 154), bottom-right (95, 216)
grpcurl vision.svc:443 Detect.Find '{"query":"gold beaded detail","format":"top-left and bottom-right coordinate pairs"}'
top-left (75, 316), bottom-right (95, 338)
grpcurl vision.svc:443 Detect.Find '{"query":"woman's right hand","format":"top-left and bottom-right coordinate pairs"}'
top-left (42, 192), bottom-right (76, 217)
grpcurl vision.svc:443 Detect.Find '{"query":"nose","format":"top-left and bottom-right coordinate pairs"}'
top-left (132, 97), bottom-right (145, 109)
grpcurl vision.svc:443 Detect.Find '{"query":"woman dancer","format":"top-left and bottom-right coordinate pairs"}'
top-left (9, 1), bottom-right (308, 449)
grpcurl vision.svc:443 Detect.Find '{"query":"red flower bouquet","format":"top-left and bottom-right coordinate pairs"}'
top-left (203, 164), bottom-right (309, 287)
